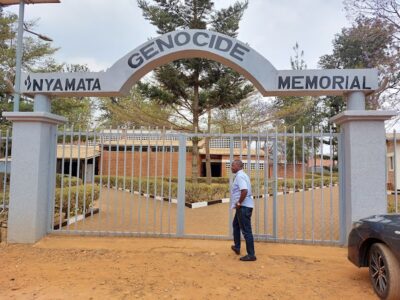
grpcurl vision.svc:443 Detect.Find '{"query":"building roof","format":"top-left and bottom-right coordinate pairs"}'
top-left (57, 145), bottom-right (100, 160)
top-left (0, 145), bottom-right (99, 162)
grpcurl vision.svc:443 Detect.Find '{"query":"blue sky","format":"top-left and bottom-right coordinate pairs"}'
top-left (4, 0), bottom-right (351, 71)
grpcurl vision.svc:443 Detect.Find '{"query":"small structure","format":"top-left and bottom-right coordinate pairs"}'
top-left (56, 145), bottom-right (100, 182)
top-left (386, 133), bottom-right (400, 190)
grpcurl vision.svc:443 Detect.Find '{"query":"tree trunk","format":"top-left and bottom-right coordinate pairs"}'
top-left (205, 108), bottom-right (212, 185)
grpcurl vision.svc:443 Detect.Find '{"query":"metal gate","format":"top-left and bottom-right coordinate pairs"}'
top-left (50, 127), bottom-right (343, 245)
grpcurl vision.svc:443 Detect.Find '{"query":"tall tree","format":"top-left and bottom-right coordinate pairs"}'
top-left (212, 92), bottom-right (273, 133)
top-left (97, 87), bottom-right (173, 129)
top-left (137, 0), bottom-right (253, 183)
top-left (343, 0), bottom-right (400, 120)
top-left (51, 64), bottom-right (94, 129)
top-left (317, 17), bottom-right (397, 166)
top-left (319, 17), bottom-right (398, 110)
top-left (0, 9), bottom-right (58, 129)
top-left (270, 43), bottom-right (322, 162)
top-left (344, 0), bottom-right (400, 38)
top-left (0, 10), bottom-right (95, 130)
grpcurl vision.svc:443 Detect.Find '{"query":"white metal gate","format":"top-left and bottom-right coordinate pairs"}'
top-left (50, 127), bottom-right (344, 245)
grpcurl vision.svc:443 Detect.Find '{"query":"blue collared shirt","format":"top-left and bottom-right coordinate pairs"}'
top-left (230, 169), bottom-right (254, 209)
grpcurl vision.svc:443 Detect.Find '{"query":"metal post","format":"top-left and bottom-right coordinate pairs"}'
top-left (338, 131), bottom-right (346, 245)
top-left (229, 135), bottom-right (234, 237)
top-left (176, 134), bottom-right (186, 237)
top-left (273, 132), bottom-right (278, 239)
top-left (13, 0), bottom-right (25, 112)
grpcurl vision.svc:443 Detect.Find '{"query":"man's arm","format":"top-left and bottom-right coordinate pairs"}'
top-left (235, 189), bottom-right (248, 208)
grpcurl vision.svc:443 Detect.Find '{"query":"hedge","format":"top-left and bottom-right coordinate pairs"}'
top-left (56, 174), bottom-right (82, 188)
top-left (94, 175), bottom-right (339, 202)
top-left (55, 184), bottom-right (100, 217)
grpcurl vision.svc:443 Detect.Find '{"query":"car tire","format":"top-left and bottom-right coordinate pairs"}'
top-left (368, 243), bottom-right (400, 300)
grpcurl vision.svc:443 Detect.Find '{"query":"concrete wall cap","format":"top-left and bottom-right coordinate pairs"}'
top-left (330, 110), bottom-right (397, 125)
top-left (2, 112), bottom-right (67, 124)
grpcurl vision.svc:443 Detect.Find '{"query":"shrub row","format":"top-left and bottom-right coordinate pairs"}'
top-left (55, 184), bottom-right (100, 217)
top-left (94, 175), bottom-right (339, 203)
top-left (56, 174), bottom-right (82, 188)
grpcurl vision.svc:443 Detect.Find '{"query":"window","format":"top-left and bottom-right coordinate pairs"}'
top-left (389, 155), bottom-right (395, 171)
top-left (210, 138), bottom-right (242, 148)
top-left (226, 162), bottom-right (264, 170)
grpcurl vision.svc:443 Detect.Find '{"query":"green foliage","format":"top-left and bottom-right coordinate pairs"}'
top-left (272, 43), bottom-right (323, 132)
top-left (55, 184), bottom-right (100, 217)
top-left (51, 64), bottom-right (93, 129)
top-left (387, 194), bottom-right (400, 213)
top-left (135, 0), bottom-right (252, 182)
top-left (55, 174), bottom-right (82, 188)
top-left (0, 9), bottom-right (58, 127)
top-left (319, 17), bottom-right (398, 112)
top-left (0, 10), bottom-right (93, 129)
top-left (97, 88), bottom-right (173, 129)
top-left (94, 174), bottom-right (340, 203)
top-left (270, 44), bottom-right (323, 163)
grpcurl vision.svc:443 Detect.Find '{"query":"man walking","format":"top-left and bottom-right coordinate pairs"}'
top-left (230, 159), bottom-right (256, 261)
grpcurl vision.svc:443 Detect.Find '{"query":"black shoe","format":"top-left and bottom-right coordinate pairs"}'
top-left (240, 255), bottom-right (257, 261)
top-left (231, 245), bottom-right (240, 255)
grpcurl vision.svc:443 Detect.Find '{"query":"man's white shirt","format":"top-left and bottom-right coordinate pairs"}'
top-left (230, 169), bottom-right (254, 209)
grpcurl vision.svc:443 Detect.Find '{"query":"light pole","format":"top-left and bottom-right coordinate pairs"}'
top-left (0, 0), bottom-right (60, 111)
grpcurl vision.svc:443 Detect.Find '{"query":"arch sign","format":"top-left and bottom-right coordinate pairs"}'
top-left (21, 29), bottom-right (378, 97)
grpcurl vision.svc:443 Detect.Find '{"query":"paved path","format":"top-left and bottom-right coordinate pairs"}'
top-left (58, 186), bottom-right (340, 243)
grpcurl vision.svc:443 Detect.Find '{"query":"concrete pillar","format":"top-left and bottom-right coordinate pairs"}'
top-left (331, 92), bottom-right (396, 244)
top-left (346, 91), bottom-right (366, 110)
top-left (3, 94), bottom-right (66, 243)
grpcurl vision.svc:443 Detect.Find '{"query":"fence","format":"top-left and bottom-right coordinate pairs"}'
top-left (0, 129), bottom-right (11, 211)
top-left (386, 131), bottom-right (400, 214)
top-left (1, 126), bottom-right (396, 244)
top-left (49, 126), bottom-right (344, 245)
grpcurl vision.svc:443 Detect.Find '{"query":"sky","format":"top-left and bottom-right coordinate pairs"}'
top-left (3, 0), bottom-right (351, 72)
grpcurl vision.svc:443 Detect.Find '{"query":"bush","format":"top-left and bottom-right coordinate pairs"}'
top-left (55, 184), bottom-right (100, 217)
top-left (185, 183), bottom-right (204, 203)
top-left (205, 184), bottom-right (229, 200)
top-left (93, 174), bottom-right (340, 203)
top-left (56, 174), bottom-right (82, 188)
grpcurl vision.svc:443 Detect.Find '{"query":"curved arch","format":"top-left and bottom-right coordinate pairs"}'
top-left (107, 29), bottom-right (278, 95)
top-left (20, 29), bottom-right (378, 97)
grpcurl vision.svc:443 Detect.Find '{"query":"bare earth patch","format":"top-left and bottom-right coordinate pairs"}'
top-left (0, 236), bottom-right (376, 299)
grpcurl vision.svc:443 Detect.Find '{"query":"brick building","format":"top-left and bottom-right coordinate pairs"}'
top-left (97, 136), bottom-right (303, 179)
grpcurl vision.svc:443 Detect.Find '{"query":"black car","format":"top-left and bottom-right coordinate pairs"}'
top-left (348, 214), bottom-right (400, 300)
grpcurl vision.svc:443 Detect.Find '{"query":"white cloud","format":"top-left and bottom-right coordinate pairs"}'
top-left (5, 0), bottom-right (350, 70)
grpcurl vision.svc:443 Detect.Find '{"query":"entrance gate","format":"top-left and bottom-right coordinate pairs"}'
top-left (4, 29), bottom-right (395, 244)
top-left (51, 127), bottom-right (343, 245)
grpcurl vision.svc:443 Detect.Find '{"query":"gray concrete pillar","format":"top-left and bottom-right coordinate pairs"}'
top-left (346, 91), bottom-right (366, 110)
top-left (3, 94), bottom-right (66, 243)
top-left (331, 92), bottom-right (396, 244)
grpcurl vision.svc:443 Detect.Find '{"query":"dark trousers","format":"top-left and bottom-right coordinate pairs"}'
top-left (233, 206), bottom-right (255, 257)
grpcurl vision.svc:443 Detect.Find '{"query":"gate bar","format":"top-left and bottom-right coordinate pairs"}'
top-left (176, 135), bottom-right (186, 237)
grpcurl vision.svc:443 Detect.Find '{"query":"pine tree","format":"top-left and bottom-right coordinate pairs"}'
top-left (137, 0), bottom-right (253, 183)
top-left (271, 43), bottom-right (322, 163)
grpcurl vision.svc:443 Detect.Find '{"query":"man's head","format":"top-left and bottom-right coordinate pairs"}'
top-left (231, 159), bottom-right (243, 174)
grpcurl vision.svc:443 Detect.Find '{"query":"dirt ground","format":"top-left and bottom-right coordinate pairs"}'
top-left (0, 235), bottom-right (377, 300)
